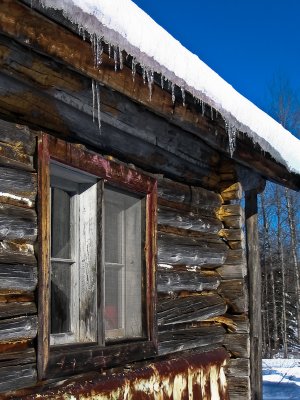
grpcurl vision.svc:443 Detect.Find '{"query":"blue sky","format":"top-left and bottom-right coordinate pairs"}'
top-left (131, 0), bottom-right (300, 113)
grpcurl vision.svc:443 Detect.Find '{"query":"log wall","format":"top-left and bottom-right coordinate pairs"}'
top-left (0, 121), bottom-right (38, 393)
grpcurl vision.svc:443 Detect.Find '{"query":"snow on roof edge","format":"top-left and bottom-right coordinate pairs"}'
top-left (38, 0), bottom-right (300, 176)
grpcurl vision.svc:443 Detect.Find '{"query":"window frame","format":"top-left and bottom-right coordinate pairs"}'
top-left (38, 134), bottom-right (157, 379)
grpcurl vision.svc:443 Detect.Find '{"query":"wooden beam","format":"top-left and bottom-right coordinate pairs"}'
top-left (245, 189), bottom-right (262, 400)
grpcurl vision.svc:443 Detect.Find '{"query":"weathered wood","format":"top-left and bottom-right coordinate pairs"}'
top-left (216, 263), bottom-right (247, 280)
top-left (0, 120), bottom-right (36, 155)
top-left (220, 215), bottom-right (244, 229)
top-left (218, 280), bottom-right (248, 313)
top-left (0, 346), bottom-right (35, 366)
top-left (0, 141), bottom-right (34, 171)
top-left (0, 265), bottom-right (37, 293)
top-left (158, 225), bottom-right (220, 241)
top-left (157, 293), bottom-right (227, 325)
top-left (158, 207), bottom-right (222, 234)
top-left (158, 232), bottom-right (227, 267)
top-left (0, 241), bottom-right (36, 265)
top-left (0, 364), bottom-right (37, 394)
top-left (226, 377), bottom-right (250, 400)
top-left (0, 214), bottom-right (37, 241)
top-left (225, 358), bottom-right (250, 378)
top-left (225, 248), bottom-right (246, 265)
top-left (0, 302), bottom-right (36, 319)
top-left (225, 314), bottom-right (250, 333)
top-left (220, 182), bottom-right (243, 202)
top-left (223, 333), bottom-right (250, 358)
top-left (218, 204), bottom-right (243, 218)
top-left (0, 167), bottom-right (36, 208)
top-left (219, 228), bottom-right (244, 242)
top-left (158, 178), bottom-right (222, 210)
top-left (0, 315), bottom-right (37, 343)
top-left (158, 324), bottom-right (226, 355)
top-left (245, 189), bottom-right (262, 400)
top-left (226, 240), bottom-right (244, 250)
top-left (157, 270), bottom-right (220, 294)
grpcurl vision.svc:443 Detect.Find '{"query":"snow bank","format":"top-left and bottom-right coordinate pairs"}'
top-left (38, 0), bottom-right (300, 175)
top-left (263, 359), bottom-right (300, 399)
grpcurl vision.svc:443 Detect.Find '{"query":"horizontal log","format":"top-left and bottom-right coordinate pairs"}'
top-left (158, 178), bottom-right (222, 211)
top-left (220, 215), bottom-right (244, 229)
top-left (225, 358), bottom-right (250, 378)
top-left (226, 240), bottom-right (244, 250)
top-left (0, 347), bottom-right (35, 367)
top-left (0, 167), bottom-right (36, 208)
top-left (158, 207), bottom-right (222, 234)
top-left (225, 249), bottom-right (246, 265)
top-left (226, 377), bottom-right (250, 400)
top-left (0, 141), bottom-right (34, 171)
top-left (219, 229), bottom-right (244, 242)
top-left (157, 270), bottom-right (220, 293)
top-left (0, 315), bottom-right (37, 343)
top-left (218, 280), bottom-right (248, 313)
top-left (157, 293), bottom-right (227, 326)
top-left (216, 263), bottom-right (247, 280)
top-left (0, 364), bottom-right (37, 394)
top-left (0, 120), bottom-right (36, 155)
top-left (158, 232), bottom-right (228, 267)
top-left (158, 225), bottom-right (220, 241)
top-left (0, 214), bottom-right (37, 241)
top-left (0, 265), bottom-right (37, 293)
top-left (0, 302), bottom-right (37, 319)
top-left (223, 333), bottom-right (250, 358)
top-left (225, 314), bottom-right (250, 334)
top-left (220, 183), bottom-right (243, 202)
top-left (158, 324), bottom-right (225, 355)
top-left (218, 204), bottom-right (243, 218)
top-left (0, 241), bottom-right (36, 265)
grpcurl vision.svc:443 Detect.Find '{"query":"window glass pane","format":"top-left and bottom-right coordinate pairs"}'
top-left (51, 187), bottom-right (71, 259)
top-left (51, 261), bottom-right (72, 334)
top-left (104, 266), bottom-right (123, 331)
top-left (104, 186), bottom-right (145, 340)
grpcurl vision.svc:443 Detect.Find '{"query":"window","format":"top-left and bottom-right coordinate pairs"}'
top-left (38, 135), bottom-right (157, 378)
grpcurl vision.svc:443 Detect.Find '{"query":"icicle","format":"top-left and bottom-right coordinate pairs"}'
top-left (92, 79), bottom-right (96, 122)
top-left (210, 106), bottom-right (214, 120)
top-left (225, 120), bottom-right (237, 157)
top-left (142, 66), bottom-right (146, 84)
top-left (201, 100), bottom-right (205, 116)
top-left (171, 83), bottom-right (175, 104)
top-left (181, 88), bottom-right (186, 107)
top-left (113, 47), bottom-right (118, 71)
top-left (96, 82), bottom-right (101, 133)
top-left (131, 58), bottom-right (137, 81)
top-left (108, 43), bottom-right (111, 58)
top-left (119, 48), bottom-right (123, 70)
top-left (96, 37), bottom-right (103, 66)
top-left (146, 69), bottom-right (154, 101)
top-left (161, 75), bottom-right (164, 90)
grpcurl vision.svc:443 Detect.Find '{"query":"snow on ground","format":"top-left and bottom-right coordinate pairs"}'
top-left (39, 0), bottom-right (300, 175)
top-left (263, 359), bottom-right (300, 399)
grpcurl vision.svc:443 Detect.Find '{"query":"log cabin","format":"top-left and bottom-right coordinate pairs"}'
top-left (0, 1), bottom-right (299, 399)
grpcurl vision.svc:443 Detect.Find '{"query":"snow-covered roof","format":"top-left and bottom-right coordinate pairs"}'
top-left (40, 0), bottom-right (300, 175)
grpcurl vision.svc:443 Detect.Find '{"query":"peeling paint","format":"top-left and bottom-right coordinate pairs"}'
top-left (12, 349), bottom-right (229, 399)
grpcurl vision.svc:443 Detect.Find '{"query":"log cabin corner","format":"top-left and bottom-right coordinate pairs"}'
top-left (0, 1), bottom-right (299, 399)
